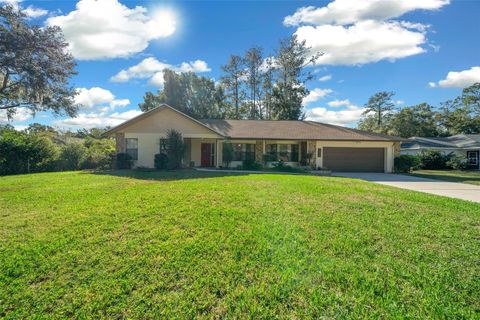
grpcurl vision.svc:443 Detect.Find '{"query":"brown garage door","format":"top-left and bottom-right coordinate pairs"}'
top-left (323, 147), bottom-right (385, 172)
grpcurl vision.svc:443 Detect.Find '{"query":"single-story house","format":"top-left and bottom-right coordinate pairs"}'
top-left (106, 104), bottom-right (404, 172)
top-left (401, 134), bottom-right (480, 170)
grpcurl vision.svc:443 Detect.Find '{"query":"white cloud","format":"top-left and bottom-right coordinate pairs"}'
top-left (0, 0), bottom-right (49, 18)
top-left (46, 0), bottom-right (176, 60)
top-left (74, 87), bottom-right (130, 111)
top-left (285, 0), bottom-right (449, 66)
top-left (295, 20), bottom-right (426, 65)
top-left (111, 57), bottom-right (211, 87)
top-left (22, 5), bottom-right (48, 18)
top-left (53, 110), bottom-right (142, 129)
top-left (303, 88), bottom-right (333, 105)
top-left (0, 107), bottom-right (32, 122)
top-left (430, 66), bottom-right (480, 88)
top-left (284, 0), bottom-right (449, 26)
top-left (319, 74), bottom-right (332, 82)
top-left (328, 99), bottom-right (351, 107)
top-left (306, 105), bottom-right (365, 126)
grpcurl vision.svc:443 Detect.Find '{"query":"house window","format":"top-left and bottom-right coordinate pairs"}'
top-left (159, 138), bottom-right (168, 154)
top-left (467, 151), bottom-right (478, 166)
top-left (229, 143), bottom-right (255, 161)
top-left (266, 144), bottom-right (300, 162)
top-left (125, 138), bottom-right (138, 160)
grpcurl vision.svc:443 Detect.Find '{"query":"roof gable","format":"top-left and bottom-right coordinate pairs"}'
top-left (106, 104), bottom-right (223, 136)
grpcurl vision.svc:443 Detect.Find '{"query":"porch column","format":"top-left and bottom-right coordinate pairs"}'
top-left (307, 140), bottom-right (316, 168)
top-left (216, 139), bottom-right (222, 168)
top-left (255, 140), bottom-right (263, 163)
top-left (115, 133), bottom-right (125, 153)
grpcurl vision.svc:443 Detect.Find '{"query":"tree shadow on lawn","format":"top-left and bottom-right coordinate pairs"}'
top-left (92, 168), bottom-right (260, 182)
top-left (91, 168), bottom-right (320, 182)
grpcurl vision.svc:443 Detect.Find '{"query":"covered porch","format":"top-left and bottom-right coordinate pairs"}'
top-left (184, 138), bottom-right (315, 168)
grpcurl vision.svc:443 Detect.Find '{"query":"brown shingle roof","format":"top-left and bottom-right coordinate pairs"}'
top-left (200, 119), bottom-right (403, 141)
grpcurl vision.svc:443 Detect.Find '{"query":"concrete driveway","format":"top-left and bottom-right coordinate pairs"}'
top-left (334, 172), bottom-right (480, 203)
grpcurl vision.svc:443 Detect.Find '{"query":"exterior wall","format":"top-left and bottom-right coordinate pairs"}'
top-left (315, 140), bottom-right (397, 173)
top-left (118, 108), bottom-right (221, 168)
top-left (120, 107), bottom-right (219, 136)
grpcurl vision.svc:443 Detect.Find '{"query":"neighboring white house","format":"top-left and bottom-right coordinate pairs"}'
top-left (401, 135), bottom-right (480, 170)
top-left (107, 104), bottom-right (404, 173)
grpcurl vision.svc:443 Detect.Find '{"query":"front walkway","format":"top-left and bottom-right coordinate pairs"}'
top-left (334, 172), bottom-right (480, 203)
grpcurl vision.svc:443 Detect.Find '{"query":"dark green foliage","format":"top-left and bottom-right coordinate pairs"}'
top-left (270, 35), bottom-right (319, 120)
top-left (394, 155), bottom-right (420, 173)
top-left (57, 142), bottom-right (86, 171)
top-left (271, 160), bottom-right (305, 173)
top-left (115, 153), bottom-right (133, 170)
top-left (165, 129), bottom-right (185, 169)
top-left (241, 159), bottom-right (262, 170)
top-left (154, 153), bottom-right (169, 170)
top-left (81, 138), bottom-right (115, 170)
top-left (262, 153), bottom-right (277, 165)
top-left (361, 91), bottom-right (395, 130)
top-left (299, 151), bottom-right (313, 167)
top-left (222, 142), bottom-right (234, 168)
top-left (446, 153), bottom-right (468, 170)
top-left (0, 5), bottom-right (77, 119)
top-left (388, 103), bottom-right (439, 138)
top-left (0, 128), bottom-right (58, 175)
top-left (139, 70), bottom-right (228, 119)
top-left (419, 150), bottom-right (449, 170)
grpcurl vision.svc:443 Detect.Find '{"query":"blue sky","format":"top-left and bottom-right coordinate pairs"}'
top-left (1, 0), bottom-right (479, 130)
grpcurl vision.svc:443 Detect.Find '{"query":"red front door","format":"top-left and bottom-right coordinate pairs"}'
top-left (201, 143), bottom-right (213, 167)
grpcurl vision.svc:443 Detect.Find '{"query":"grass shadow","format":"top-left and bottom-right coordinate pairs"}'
top-left (92, 168), bottom-right (260, 182)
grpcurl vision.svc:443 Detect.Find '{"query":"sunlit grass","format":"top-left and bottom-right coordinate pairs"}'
top-left (0, 170), bottom-right (479, 318)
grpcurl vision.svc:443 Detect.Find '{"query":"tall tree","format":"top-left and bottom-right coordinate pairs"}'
top-left (387, 103), bottom-right (439, 137)
top-left (270, 35), bottom-right (320, 120)
top-left (363, 91), bottom-right (395, 126)
top-left (438, 98), bottom-right (479, 135)
top-left (262, 57), bottom-right (276, 120)
top-left (0, 5), bottom-right (77, 119)
top-left (461, 82), bottom-right (480, 114)
top-left (244, 46), bottom-right (263, 119)
top-left (138, 70), bottom-right (225, 119)
top-left (220, 55), bottom-right (245, 119)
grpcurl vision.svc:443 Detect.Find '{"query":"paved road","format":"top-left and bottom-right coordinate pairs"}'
top-left (334, 172), bottom-right (480, 203)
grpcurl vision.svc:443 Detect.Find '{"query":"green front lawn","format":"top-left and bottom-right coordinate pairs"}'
top-left (0, 170), bottom-right (479, 318)
top-left (410, 169), bottom-right (480, 185)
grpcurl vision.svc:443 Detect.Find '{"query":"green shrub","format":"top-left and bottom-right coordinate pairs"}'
top-left (165, 129), bottom-right (185, 169)
top-left (446, 153), bottom-right (467, 170)
top-left (154, 153), bottom-right (169, 170)
top-left (57, 142), bottom-right (86, 171)
top-left (419, 150), bottom-right (449, 170)
top-left (271, 160), bottom-right (304, 173)
top-left (241, 159), bottom-right (262, 170)
top-left (115, 153), bottom-right (133, 169)
top-left (394, 155), bottom-right (420, 173)
top-left (262, 153), bottom-right (277, 166)
top-left (222, 142), bottom-right (234, 168)
top-left (299, 151), bottom-right (313, 167)
top-left (0, 129), bottom-right (59, 175)
top-left (81, 138), bottom-right (115, 170)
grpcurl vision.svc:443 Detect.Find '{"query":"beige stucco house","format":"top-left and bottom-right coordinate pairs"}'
top-left (107, 104), bottom-right (403, 172)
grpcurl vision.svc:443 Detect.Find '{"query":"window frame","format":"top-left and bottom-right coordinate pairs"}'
top-left (229, 143), bottom-right (256, 161)
top-left (266, 143), bottom-right (300, 162)
top-left (125, 138), bottom-right (138, 160)
top-left (467, 151), bottom-right (479, 166)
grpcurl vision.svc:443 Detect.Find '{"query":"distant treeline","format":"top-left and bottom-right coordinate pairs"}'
top-left (0, 124), bottom-right (114, 176)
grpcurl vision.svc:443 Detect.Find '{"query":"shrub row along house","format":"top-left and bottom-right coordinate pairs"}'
top-left (401, 134), bottom-right (480, 170)
top-left (106, 104), bottom-right (403, 172)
